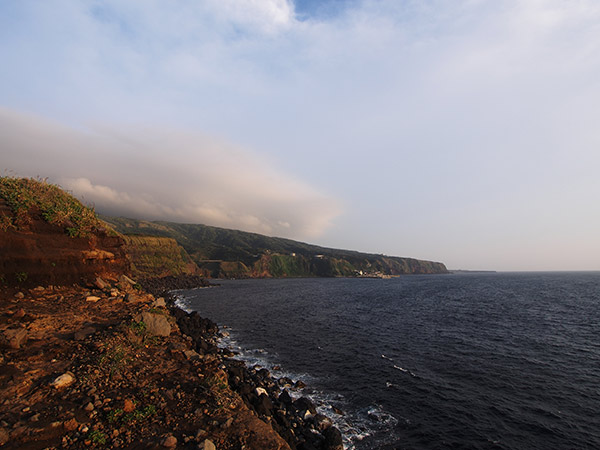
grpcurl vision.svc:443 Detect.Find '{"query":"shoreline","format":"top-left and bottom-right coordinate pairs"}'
top-left (0, 275), bottom-right (344, 449)
top-left (151, 280), bottom-right (346, 450)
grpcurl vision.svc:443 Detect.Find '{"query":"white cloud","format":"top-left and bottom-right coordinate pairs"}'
top-left (0, 107), bottom-right (341, 239)
top-left (206, 0), bottom-right (295, 32)
top-left (2, 0), bottom-right (600, 269)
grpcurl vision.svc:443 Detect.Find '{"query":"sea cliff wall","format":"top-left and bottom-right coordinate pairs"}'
top-left (0, 199), bottom-right (130, 288)
top-left (103, 217), bottom-right (449, 279)
top-left (122, 235), bottom-right (201, 280)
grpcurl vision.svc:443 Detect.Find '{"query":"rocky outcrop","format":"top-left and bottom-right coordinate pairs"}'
top-left (0, 178), bottom-right (131, 287)
top-left (0, 204), bottom-right (130, 287)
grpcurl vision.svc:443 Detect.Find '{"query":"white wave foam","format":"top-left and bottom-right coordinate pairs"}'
top-left (393, 364), bottom-right (417, 377)
top-left (173, 294), bottom-right (192, 312)
top-left (214, 327), bottom-right (403, 449)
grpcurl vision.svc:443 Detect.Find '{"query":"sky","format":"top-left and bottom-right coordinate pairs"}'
top-left (1, 0), bottom-right (600, 271)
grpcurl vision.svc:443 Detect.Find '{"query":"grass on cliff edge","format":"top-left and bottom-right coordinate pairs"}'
top-left (0, 176), bottom-right (105, 237)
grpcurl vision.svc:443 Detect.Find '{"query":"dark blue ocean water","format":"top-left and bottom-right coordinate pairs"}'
top-left (177, 273), bottom-right (600, 449)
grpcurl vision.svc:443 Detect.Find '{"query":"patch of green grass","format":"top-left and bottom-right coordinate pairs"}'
top-left (0, 176), bottom-right (104, 237)
top-left (129, 320), bottom-right (146, 335)
top-left (15, 271), bottom-right (27, 284)
top-left (89, 429), bottom-right (107, 445)
top-left (107, 408), bottom-right (124, 424)
top-left (98, 344), bottom-right (128, 376)
top-left (107, 404), bottom-right (156, 425)
top-left (201, 375), bottom-right (228, 391)
top-left (0, 214), bottom-right (12, 232)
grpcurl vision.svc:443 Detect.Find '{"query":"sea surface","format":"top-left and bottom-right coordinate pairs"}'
top-left (176, 273), bottom-right (600, 449)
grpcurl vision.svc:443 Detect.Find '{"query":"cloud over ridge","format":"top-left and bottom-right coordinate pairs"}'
top-left (0, 108), bottom-right (340, 239)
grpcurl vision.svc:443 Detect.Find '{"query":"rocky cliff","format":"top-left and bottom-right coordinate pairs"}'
top-left (103, 217), bottom-right (449, 278)
top-left (0, 178), bottom-right (129, 287)
top-left (0, 177), bottom-right (343, 449)
top-left (122, 235), bottom-right (200, 280)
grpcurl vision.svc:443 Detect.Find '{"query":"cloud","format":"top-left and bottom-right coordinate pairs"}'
top-left (2, 1), bottom-right (600, 269)
top-left (0, 107), bottom-right (341, 239)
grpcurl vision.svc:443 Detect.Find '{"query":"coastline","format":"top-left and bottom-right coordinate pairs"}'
top-left (153, 280), bottom-right (346, 450)
top-left (0, 276), bottom-right (344, 450)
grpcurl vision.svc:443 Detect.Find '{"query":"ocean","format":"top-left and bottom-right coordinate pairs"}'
top-left (176, 273), bottom-right (600, 449)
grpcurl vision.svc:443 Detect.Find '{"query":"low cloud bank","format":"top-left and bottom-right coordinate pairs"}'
top-left (1, 108), bottom-right (340, 239)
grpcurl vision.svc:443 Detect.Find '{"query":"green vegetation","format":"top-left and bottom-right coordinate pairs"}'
top-left (121, 235), bottom-right (199, 279)
top-left (15, 271), bottom-right (28, 284)
top-left (98, 344), bottom-right (129, 377)
top-left (89, 430), bottom-right (107, 445)
top-left (129, 320), bottom-right (146, 335)
top-left (0, 176), bottom-right (103, 237)
top-left (107, 404), bottom-right (156, 425)
top-left (103, 216), bottom-right (448, 278)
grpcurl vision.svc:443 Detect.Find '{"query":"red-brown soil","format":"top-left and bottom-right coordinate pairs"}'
top-left (0, 282), bottom-right (290, 449)
top-left (0, 199), bottom-right (130, 288)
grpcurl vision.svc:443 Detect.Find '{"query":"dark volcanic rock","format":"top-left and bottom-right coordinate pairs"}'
top-left (140, 275), bottom-right (211, 296)
top-left (322, 427), bottom-right (344, 450)
top-left (254, 394), bottom-right (274, 416)
top-left (294, 397), bottom-right (317, 415)
top-left (163, 288), bottom-right (346, 450)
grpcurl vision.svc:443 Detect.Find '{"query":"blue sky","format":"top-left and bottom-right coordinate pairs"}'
top-left (2, 0), bottom-right (600, 271)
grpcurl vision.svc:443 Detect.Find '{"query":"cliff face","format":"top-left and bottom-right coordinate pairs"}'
top-left (0, 178), bottom-right (130, 287)
top-left (122, 235), bottom-right (200, 279)
top-left (103, 217), bottom-right (449, 278)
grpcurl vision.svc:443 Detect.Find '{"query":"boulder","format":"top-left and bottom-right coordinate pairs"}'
top-left (2, 328), bottom-right (27, 349)
top-left (278, 377), bottom-right (293, 388)
top-left (278, 390), bottom-right (293, 405)
top-left (85, 296), bottom-right (101, 303)
top-left (137, 311), bottom-right (171, 336)
top-left (312, 414), bottom-right (333, 431)
top-left (94, 277), bottom-right (110, 290)
top-left (74, 326), bottom-right (96, 341)
top-left (0, 427), bottom-right (9, 446)
top-left (161, 435), bottom-right (177, 448)
top-left (294, 380), bottom-right (307, 389)
top-left (255, 387), bottom-right (268, 397)
top-left (183, 349), bottom-right (201, 361)
top-left (123, 399), bottom-right (135, 413)
top-left (294, 397), bottom-right (317, 415)
top-left (63, 418), bottom-right (78, 431)
top-left (51, 372), bottom-right (75, 389)
top-left (152, 297), bottom-right (166, 307)
top-left (322, 427), bottom-right (343, 450)
top-left (200, 439), bottom-right (216, 450)
top-left (331, 405), bottom-right (344, 416)
top-left (119, 274), bottom-right (137, 286)
top-left (254, 394), bottom-right (274, 416)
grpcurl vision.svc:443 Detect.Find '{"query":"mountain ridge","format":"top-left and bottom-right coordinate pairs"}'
top-left (102, 216), bottom-right (448, 278)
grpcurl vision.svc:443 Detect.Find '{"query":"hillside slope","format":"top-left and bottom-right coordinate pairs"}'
top-left (122, 235), bottom-right (200, 279)
top-left (103, 216), bottom-right (448, 278)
